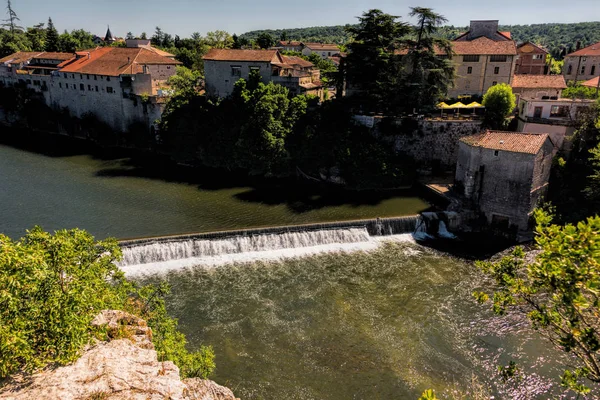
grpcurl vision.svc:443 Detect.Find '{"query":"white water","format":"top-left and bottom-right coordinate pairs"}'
top-left (120, 229), bottom-right (416, 277)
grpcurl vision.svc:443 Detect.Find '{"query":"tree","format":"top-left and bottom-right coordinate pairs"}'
top-left (256, 32), bottom-right (275, 49)
top-left (398, 7), bottom-right (454, 111)
top-left (44, 17), bottom-right (59, 52)
top-left (0, 227), bottom-right (215, 379)
top-left (140, 32), bottom-right (147, 40)
top-left (345, 9), bottom-right (410, 111)
top-left (58, 31), bottom-right (78, 52)
top-left (25, 22), bottom-right (45, 51)
top-left (126, 31), bottom-right (134, 40)
top-left (482, 83), bottom-right (516, 129)
top-left (151, 26), bottom-right (164, 47)
top-left (204, 30), bottom-right (233, 49)
top-left (476, 209), bottom-right (600, 395)
top-left (2, 0), bottom-right (22, 33)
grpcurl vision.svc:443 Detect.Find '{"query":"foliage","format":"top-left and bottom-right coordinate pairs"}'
top-left (418, 389), bottom-right (439, 400)
top-left (563, 83), bottom-right (599, 100)
top-left (2, 0), bottom-right (21, 33)
top-left (547, 55), bottom-right (563, 75)
top-left (256, 32), bottom-right (275, 49)
top-left (475, 209), bottom-right (600, 394)
top-left (0, 227), bottom-right (215, 379)
top-left (481, 83), bottom-right (516, 129)
top-left (44, 17), bottom-right (59, 52)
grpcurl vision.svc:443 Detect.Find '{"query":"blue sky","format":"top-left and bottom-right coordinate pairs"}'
top-left (9, 0), bottom-right (600, 38)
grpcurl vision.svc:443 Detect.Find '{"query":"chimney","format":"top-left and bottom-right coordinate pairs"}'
top-left (127, 57), bottom-right (131, 64)
top-left (467, 20), bottom-right (499, 40)
top-left (87, 52), bottom-right (90, 59)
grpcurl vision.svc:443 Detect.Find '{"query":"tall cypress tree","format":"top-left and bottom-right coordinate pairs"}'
top-left (45, 17), bottom-right (59, 52)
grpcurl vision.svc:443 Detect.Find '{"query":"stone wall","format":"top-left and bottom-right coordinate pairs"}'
top-left (204, 60), bottom-right (272, 97)
top-left (388, 119), bottom-right (484, 170)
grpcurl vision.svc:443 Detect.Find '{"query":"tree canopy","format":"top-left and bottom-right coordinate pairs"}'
top-left (481, 83), bottom-right (516, 129)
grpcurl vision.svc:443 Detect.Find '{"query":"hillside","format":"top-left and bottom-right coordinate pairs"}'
top-left (241, 21), bottom-right (600, 59)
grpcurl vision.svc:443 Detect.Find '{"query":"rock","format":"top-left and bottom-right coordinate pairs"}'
top-left (0, 311), bottom-right (238, 400)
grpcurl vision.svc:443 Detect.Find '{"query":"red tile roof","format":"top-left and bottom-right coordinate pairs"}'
top-left (203, 48), bottom-right (281, 62)
top-left (282, 55), bottom-right (313, 68)
top-left (302, 43), bottom-right (339, 52)
top-left (451, 37), bottom-right (517, 55)
top-left (59, 47), bottom-right (180, 76)
top-left (516, 41), bottom-right (547, 54)
top-left (512, 75), bottom-right (567, 89)
top-left (566, 41), bottom-right (600, 57)
top-left (33, 52), bottom-right (75, 61)
top-left (460, 131), bottom-right (550, 154)
top-left (279, 41), bottom-right (302, 47)
top-left (0, 51), bottom-right (43, 65)
top-left (499, 31), bottom-right (512, 39)
top-left (582, 76), bottom-right (600, 89)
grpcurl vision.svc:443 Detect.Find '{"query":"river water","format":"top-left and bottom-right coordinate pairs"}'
top-left (0, 140), bottom-right (583, 398)
top-left (0, 140), bottom-right (429, 240)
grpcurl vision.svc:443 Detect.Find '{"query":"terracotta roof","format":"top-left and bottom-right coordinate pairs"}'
top-left (203, 49), bottom-right (280, 62)
top-left (303, 43), bottom-right (339, 52)
top-left (280, 41), bottom-right (302, 47)
top-left (282, 55), bottom-right (313, 68)
top-left (517, 41), bottom-right (547, 54)
top-left (59, 47), bottom-right (180, 76)
top-left (500, 31), bottom-right (512, 39)
top-left (0, 51), bottom-right (43, 65)
top-left (460, 131), bottom-right (550, 154)
top-left (451, 37), bottom-right (517, 55)
top-left (582, 76), bottom-right (600, 88)
top-left (512, 75), bottom-right (567, 89)
top-left (33, 52), bottom-right (75, 61)
top-left (566, 41), bottom-right (600, 57)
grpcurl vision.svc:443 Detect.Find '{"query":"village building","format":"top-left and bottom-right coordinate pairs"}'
top-left (455, 131), bottom-right (554, 236)
top-left (514, 42), bottom-right (548, 75)
top-left (301, 43), bottom-right (340, 59)
top-left (0, 42), bottom-right (181, 132)
top-left (563, 40), bottom-right (600, 82)
top-left (203, 49), bottom-right (324, 99)
top-left (447, 20), bottom-right (517, 99)
top-left (511, 74), bottom-right (566, 102)
top-left (516, 97), bottom-right (596, 149)
top-left (278, 41), bottom-right (303, 53)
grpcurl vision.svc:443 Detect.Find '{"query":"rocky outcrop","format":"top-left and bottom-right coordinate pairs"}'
top-left (0, 311), bottom-right (238, 400)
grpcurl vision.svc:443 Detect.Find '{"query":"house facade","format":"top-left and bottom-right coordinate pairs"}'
top-left (511, 74), bottom-right (566, 102)
top-left (278, 41), bottom-right (303, 53)
top-left (0, 43), bottom-right (181, 132)
top-left (563, 41), bottom-right (600, 82)
top-left (515, 42), bottom-right (548, 75)
top-left (455, 130), bottom-right (554, 234)
top-left (447, 20), bottom-right (517, 99)
top-left (301, 43), bottom-right (340, 59)
top-left (516, 97), bottom-right (596, 149)
top-left (203, 49), bottom-right (324, 99)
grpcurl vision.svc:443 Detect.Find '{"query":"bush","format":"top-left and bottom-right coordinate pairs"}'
top-left (0, 227), bottom-right (215, 379)
top-left (482, 83), bottom-right (516, 129)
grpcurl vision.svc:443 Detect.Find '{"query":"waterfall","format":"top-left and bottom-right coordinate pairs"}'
top-left (412, 212), bottom-right (458, 240)
top-left (120, 228), bottom-right (372, 267)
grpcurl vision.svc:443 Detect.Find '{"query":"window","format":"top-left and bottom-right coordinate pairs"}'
top-left (532, 54), bottom-right (544, 60)
top-left (94, 75), bottom-right (97, 80)
top-left (550, 105), bottom-right (569, 118)
top-left (581, 66), bottom-right (586, 74)
top-left (63, 73), bottom-right (67, 78)
top-left (490, 55), bottom-right (507, 62)
top-left (79, 83), bottom-right (84, 91)
top-left (80, 74), bottom-right (83, 79)
top-left (107, 77), bottom-right (110, 82)
top-left (583, 57), bottom-right (587, 62)
top-left (231, 66), bottom-right (241, 77)
top-left (95, 85), bottom-right (98, 92)
top-left (72, 74), bottom-right (75, 79)
top-left (249, 66), bottom-right (260, 72)
top-left (592, 65), bottom-right (596, 75)
top-left (494, 66), bottom-right (500, 74)
top-left (167, 66), bottom-right (171, 69)
top-left (494, 150), bottom-right (499, 157)
top-left (567, 65), bottom-right (573, 74)
top-left (86, 74), bottom-right (89, 79)
top-left (492, 81), bottom-right (497, 86)
top-left (106, 87), bottom-right (113, 93)
top-left (59, 83), bottom-right (62, 88)
top-left (467, 66), bottom-right (472, 74)
top-left (88, 84), bottom-right (91, 91)
top-left (463, 55), bottom-right (480, 62)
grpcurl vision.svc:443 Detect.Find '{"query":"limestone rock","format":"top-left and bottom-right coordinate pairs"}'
top-left (0, 311), bottom-right (238, 400)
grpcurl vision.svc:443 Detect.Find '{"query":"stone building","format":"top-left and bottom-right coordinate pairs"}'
top-left (0, 43), bottom-right (181, 132)
top-left (278, 41), bottom-right (303, 53)
top-left (564, 40), bottom-right (600, 82)
top-left (203, 49), bottom-right (323, 99)
top-left (511, 74), bottom-right (566, 102)
top-left (448, 20), bottom-right (517, 98)
top-left (301, 43), bottom-right (340, 59)
top-left (515, 42), bottom-right (548, 75)
top-left (455, 131), bottom-right (554, 235)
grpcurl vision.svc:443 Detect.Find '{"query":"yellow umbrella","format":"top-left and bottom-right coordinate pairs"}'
top-left (437, 102), bottom-right (451, 108)
top-left (466, 102), bottom-right (483, 108)
top-left (448, 102), bottom-right (467, 108)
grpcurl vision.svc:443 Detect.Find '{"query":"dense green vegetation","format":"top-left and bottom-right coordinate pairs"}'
top-left (475, 209), bottom-right (600, 396)
top-left (0, 227), bottom-right (215, 379)
top-left (242, 21), bottom-right (600, 60)
top-left (481, 83), bottom-right (516, 129)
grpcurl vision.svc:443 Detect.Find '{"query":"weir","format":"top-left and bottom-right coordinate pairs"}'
top-left (118, 216), bottom-right (420, 268)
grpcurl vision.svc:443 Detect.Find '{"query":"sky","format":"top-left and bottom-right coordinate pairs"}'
top-left (8, 0), bottom-right (600, 38)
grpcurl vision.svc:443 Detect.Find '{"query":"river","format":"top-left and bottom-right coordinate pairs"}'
top-left (0, 138), bottom-right (430, 240)
top-left (0, 138), bottom-right (580, 399)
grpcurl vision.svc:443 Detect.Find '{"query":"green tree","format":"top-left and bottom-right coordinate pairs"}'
top-left (58, 31), bottom-right (78, 52)
top-left (563, 83), bottom-right (599, 100)
top-left (256, 32), bottom-right (275, 49)
top-left (126, 31), bottom-right (134, 40)
top-left (140, 31), bottom-right (147, 40)
top-left (475, 209), bottom-right (600, 395)
top-left (204, 30), bottom-right (233, 49)
top-left (151, 26), bottom-right (164, 47)
top-left (345, 9), bottom-right (410, 111)
top-left (398, 7), bottom-right (454, 111)
top-left (44, 17), bottom-right (59, 52)
top-left (0, 227), bottom-right (215, 379)
top-left (482, 83), bottom-right (516, 129)
top-left (25, 22), bottom-right (45, 51)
